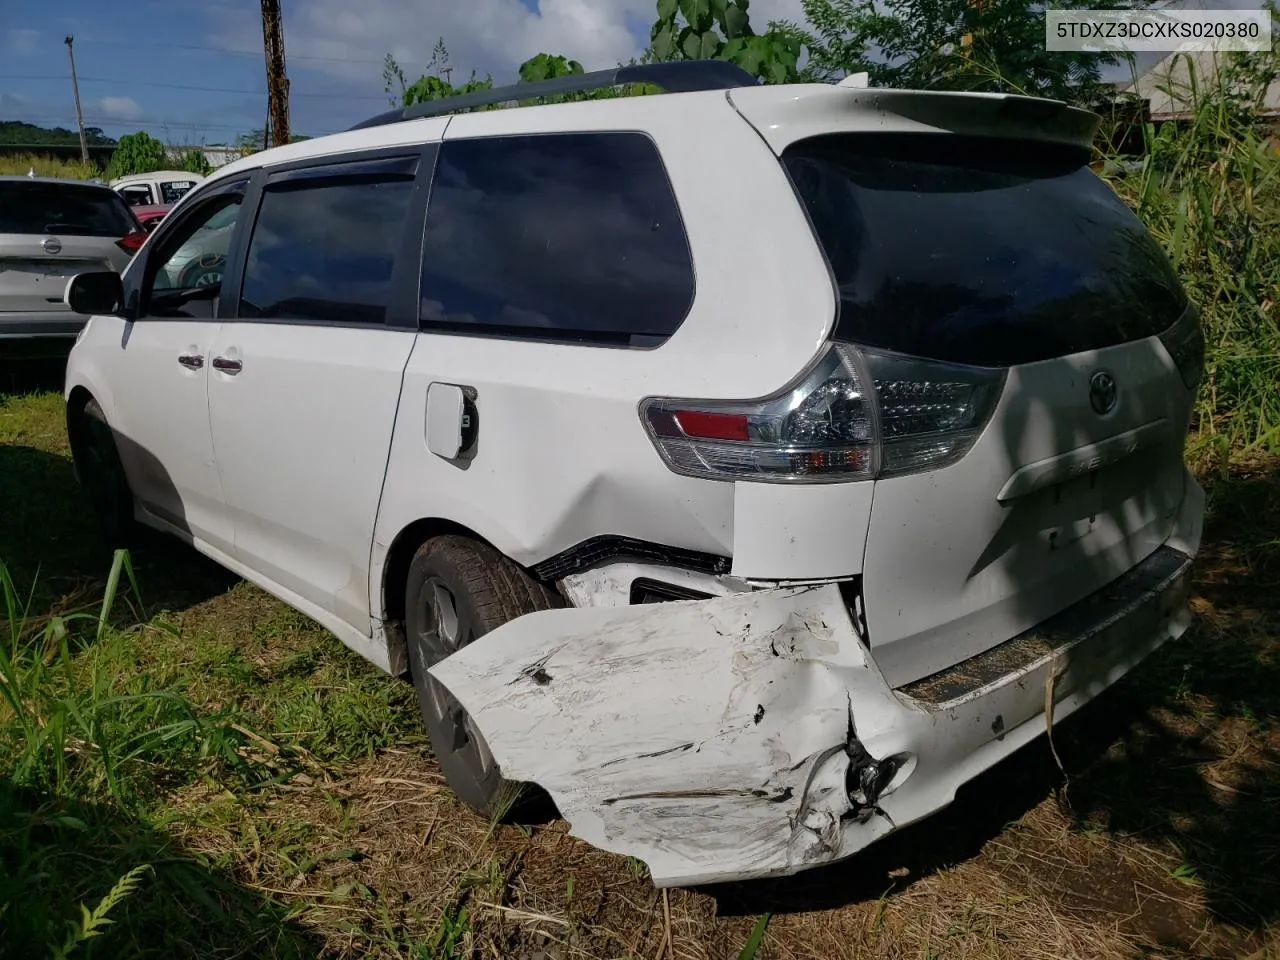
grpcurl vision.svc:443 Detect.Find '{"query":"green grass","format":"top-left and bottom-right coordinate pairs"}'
top-left (0, 154), bottom-right (99, 180)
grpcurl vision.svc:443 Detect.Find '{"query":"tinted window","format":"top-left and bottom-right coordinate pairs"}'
top-left (160, 180), bottom-right (196, 204)
top-left (419, 132), bottom-right (694, 346)
top-left (119, 184), bottom-right (154, 206)
top-left (0, 182), bottom-right (137, 237)
top-left (239, 173), bottom-right (413, 325)
top-left (784, 134), bottom-right (1188, 368)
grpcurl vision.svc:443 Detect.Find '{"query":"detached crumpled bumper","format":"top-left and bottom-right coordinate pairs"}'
top-left (429, 545), bottom-right (1195, 888)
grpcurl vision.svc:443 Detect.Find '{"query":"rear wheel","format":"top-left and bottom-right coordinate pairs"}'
top-left (404, 536), bottom-right (560, 820)
top-left (70, 398), bottom-right (137, 546)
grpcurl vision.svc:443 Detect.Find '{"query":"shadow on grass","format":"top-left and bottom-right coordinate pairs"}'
top-left (0, 354), bottom-right (70, 398)
top-left (0, 780), bottom-right (322, 960)
top-left (708, 455), bottom-right (1280, 954)
top-left (0, 442), bottom-right (238, 623)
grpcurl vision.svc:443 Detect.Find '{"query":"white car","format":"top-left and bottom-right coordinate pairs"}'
top-left (61, 61), bottom-right (1206, 889)
top-left (111, 170), bottom-right (205, 208)
top-left (0, 176), bottom-right (142, 353)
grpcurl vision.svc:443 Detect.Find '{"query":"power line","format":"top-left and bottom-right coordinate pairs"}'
top-left (9, 113), bottom-right (343, 136)
top-left (0, 74), bottom-right (390, 100)
top-left (71, 36), bottom-right (390, 66)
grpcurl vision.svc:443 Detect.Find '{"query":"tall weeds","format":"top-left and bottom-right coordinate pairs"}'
top-left (1103, 49), bottom-right (1280, 452)
top-left (0, 154), bottom-right (99, 179)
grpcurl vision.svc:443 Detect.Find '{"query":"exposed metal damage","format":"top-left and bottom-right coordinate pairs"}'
top-left (428, 584), bottom-right (922, 887)
top-left (428, 551), bottom-right (1195, 888)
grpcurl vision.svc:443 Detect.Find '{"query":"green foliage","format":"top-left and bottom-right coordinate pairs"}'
top-left (180, 150), bottom-right (212, 176)
top-left (0, 154), bottom-right (97, 179)
top-left (648, 0), bottom-right (804, 83)
top-left (790, 0), bottom-right (1142, 102)
top-left (103, 131), bottom-right (167, 180)
top-left (384, 40), bottom-right (494, 110)
top-left (1103, 48), bottom-right (1280, 450)
top-left (0, 121), bottom-right (114, 147)
top-left (51, 864), bottom-right (153, 960)
top-left (519, 51), bottom-right (585, 83)
top-left (737, 912), bottom-right (771, 959)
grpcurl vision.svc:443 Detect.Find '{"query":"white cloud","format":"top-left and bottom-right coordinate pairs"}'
top-left (5, 28), bottom-right (41, 55)
top-left (207, 0), bottom-right (810, 86)
top-left (96, 96), bottom-right (144, 121)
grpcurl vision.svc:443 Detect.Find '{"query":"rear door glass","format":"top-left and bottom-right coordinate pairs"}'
top-left (160, 180), bottom-right (197, 204)
top-left (419, 132), bottom-right (695, 347)
top-left (783, 134), bottom-right (1188, 367)
top-left (0, 182), bottom-right (137, 237)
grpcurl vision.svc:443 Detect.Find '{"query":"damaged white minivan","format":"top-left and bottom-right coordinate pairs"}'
top-left (62, 60), bottom-right (1205, 888)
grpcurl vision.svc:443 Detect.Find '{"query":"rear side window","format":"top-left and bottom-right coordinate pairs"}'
top-left (119, 184), bottom-right (154, 206)
top-left (419, 132), bottom-right (695, 346)
top-left (239, 170), bottom-right (414, 325)
top-left (160, 180), bottom-right (196, 204)
top-left (0, 182), bottom-right (137, 237)
top-left (784, 134), bottom-right (1188, 368)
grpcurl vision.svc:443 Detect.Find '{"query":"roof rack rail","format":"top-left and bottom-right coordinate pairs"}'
top-left (347, 59), bottom-right (759, 132)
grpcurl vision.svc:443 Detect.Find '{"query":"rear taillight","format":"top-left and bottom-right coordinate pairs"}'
top-left (116, 232), bottom-right (146, 255)
top-left (640, 345), bottom-right (1005, 483)
top-left (1158, 305), bottom-right (1205, 391)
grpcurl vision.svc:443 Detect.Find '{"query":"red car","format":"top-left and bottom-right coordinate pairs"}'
top-left (130, 204), bottom-right (171, 231)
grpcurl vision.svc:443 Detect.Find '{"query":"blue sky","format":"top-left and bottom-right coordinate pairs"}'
top-left (1, 0), bottom-right (799, 145)
top-left (1, 0), bottom-right (1247, 145)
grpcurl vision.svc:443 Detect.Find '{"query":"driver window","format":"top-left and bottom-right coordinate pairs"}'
top-left (146, 196), bottom-right (243, 318)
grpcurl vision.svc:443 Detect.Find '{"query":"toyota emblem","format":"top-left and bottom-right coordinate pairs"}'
top-left (1089, 370), bottom-right (1118, 416)
top-left (42, 236), bottom-right (62, 255)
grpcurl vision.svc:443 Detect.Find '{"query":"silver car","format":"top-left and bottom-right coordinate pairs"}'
top-left (0, 176), bottom-right (141, 354)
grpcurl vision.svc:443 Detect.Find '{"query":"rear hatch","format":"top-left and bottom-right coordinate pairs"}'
top-left (734, 91), bottom-right (1200, 688)
top-left (0, 180), bottom-right (136, 315)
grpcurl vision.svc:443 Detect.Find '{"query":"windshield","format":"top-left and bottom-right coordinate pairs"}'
top-left (783, 134), bottom-right (1188, 367)
top-left (0, 182), bottom-right (138, 237)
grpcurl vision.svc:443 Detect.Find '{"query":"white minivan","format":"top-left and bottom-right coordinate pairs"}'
top-left (61, 61), bottom-right (1206, 889)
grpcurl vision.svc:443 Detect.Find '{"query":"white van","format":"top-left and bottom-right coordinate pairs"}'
top-left (61, 60), bottom-right (1206, 889)
top-left (110, 170), bottom-right (205, 208)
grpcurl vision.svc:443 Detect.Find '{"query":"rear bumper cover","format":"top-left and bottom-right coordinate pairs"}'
top-left (431, 544), bottom-right (1194, 888)
top-left (0, 313), bottom-right (86, 340)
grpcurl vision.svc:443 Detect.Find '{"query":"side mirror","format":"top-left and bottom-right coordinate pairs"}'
top-left (65, 271), bottom-right (125, 316)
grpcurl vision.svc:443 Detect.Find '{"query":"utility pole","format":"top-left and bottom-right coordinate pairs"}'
top-left (260, 0), bottom-right (290, 147)
top-left (64, 36), bottom-right (90, 164)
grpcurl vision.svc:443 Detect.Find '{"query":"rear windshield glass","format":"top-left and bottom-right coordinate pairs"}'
top-left (0, 182), bottom-right (137, 237)
top-left (783, 134), bottom-right (1188, 368)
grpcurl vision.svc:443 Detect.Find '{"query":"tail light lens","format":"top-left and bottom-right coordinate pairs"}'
top-left (115, 232), bottom-right (147, 255)
top-left (640, 344), bottom-right (1005, 483)
top-left (1158, 305), bottom-right (1205, 391)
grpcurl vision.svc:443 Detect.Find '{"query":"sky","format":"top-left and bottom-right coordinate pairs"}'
top-left (0, 0), bottom-right (807, 145)
top-left (1, 0), bottom-right (1260, 146)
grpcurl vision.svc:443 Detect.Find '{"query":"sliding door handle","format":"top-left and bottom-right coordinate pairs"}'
top-left (211, 356), bottom-right (242, 375)
top-left (177, 354), bottom-right (204, 370)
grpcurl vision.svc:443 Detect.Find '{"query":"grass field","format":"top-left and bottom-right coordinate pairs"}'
top-left (3, 362), bottom-right (1280, 960)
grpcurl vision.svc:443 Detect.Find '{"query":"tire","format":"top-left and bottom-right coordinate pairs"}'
top-left (71, 399), bottom-right (137, 547)
top-left (405, 535), bottom-right (560, 820)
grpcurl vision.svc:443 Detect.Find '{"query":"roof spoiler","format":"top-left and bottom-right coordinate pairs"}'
top-left (727, 85), bottom-right (1101, 155)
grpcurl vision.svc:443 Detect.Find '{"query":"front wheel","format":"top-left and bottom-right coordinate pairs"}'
top-left (69, 398), bottom-right (137, 546)
top-left (404, 536), bottom-right (560, 820)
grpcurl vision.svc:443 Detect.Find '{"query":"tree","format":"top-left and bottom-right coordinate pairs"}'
top-left (789, 0), bottom-right (1141, 103)
top-left (181, 150), bottom-right (212, 176)
top-left (384, 40), bottom-right (493, 109)
top-left (233, 127), bottom-right (310, 157)
top-left (104, 131), bottom-right (167, 180)
top-left (646, 0), bottom-right (804, 84)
